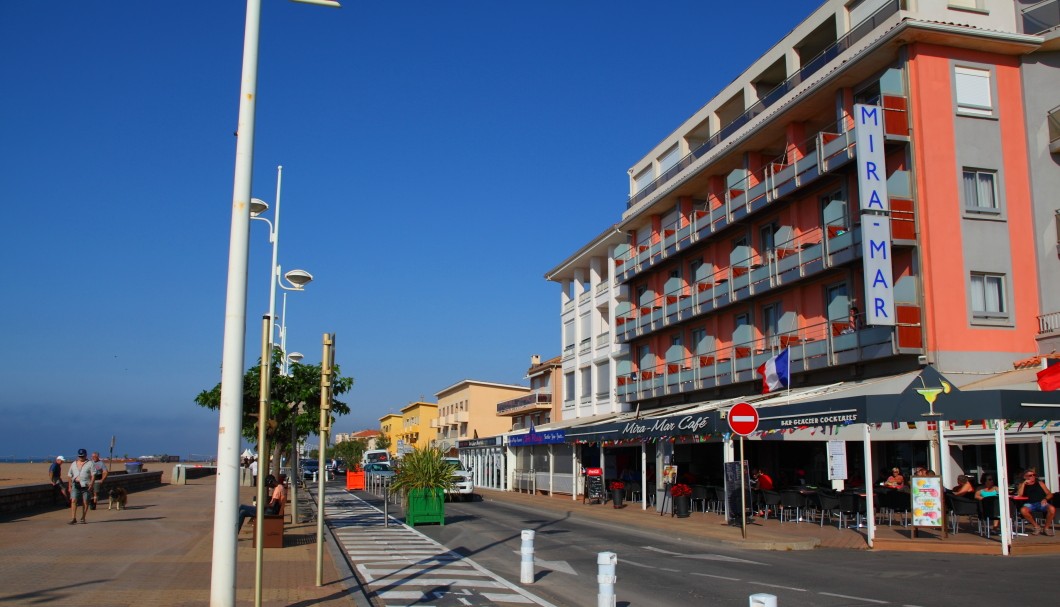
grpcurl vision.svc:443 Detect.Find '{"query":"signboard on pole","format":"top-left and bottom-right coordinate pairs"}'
top-left (827, 440), bottom-right (848, 480)
top-left (727, 402), bottom-right (759, 436)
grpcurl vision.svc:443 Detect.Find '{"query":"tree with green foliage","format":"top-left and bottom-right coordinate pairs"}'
top-left (375, 433), bottom-right (391, 452)
top-left (195, 348), bottom-right (354, 474)
top-left (331, 438), bottom-right (368, 469)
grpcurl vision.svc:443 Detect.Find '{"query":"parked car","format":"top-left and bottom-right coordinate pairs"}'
top-left (363, 462), bottom-right (395, 479)
top-left (443, 457), bottom-right (474, 501)
top-left (301, 460), bottom-right (320, 480)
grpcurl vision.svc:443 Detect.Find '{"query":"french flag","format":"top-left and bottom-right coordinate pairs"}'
top-left (757, 349), bottom-right (790, 394)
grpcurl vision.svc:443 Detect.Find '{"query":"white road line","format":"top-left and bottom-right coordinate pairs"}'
top-left (819, 592), bottom-right (889, 604)
top-left (749, 581), bottom-right (806, 592)
top-left (690, 572), bottom-right (741, 582)
top-left (620, 559), bottom-right (658, 570)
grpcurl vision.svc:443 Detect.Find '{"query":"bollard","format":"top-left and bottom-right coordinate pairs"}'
top-left (597, 551), bottom-right (617, 607)
top-left (172, 464), bottom-right (185, 485)
top-left (383, 482), bottom-right (389, 528)
top-left (749, 593), bottom-right (777, 607)
top-left (520, 530), bottom-right (535, 584)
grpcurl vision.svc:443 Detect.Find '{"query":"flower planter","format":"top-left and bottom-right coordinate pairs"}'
top-left (675, 495), bottom-right (692, 518)
top-left (612, 489), bottom-right (625, 509)
top-left (405, 487), bottom-right (445, 527)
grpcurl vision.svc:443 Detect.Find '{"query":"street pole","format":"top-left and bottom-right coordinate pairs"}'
top-left (254, 315), bottom-right (270, 607)
top-left (210, 1), bottom-right (260, 603)
top-left (316, 333), bottom-right (334, 586)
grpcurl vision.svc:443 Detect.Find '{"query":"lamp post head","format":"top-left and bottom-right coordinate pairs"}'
top-left (288, 352), bottom-right (304, 364)
top-left (250, 198), bottom-right (270, 217)
top-left (284, 269), bottom-right (313, 289)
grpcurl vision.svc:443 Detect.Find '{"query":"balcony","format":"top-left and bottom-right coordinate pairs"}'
top-left (496, 392), bottom-right (553, 416)
top-left (627, 0), bottom-right (903, 211)
top-left (1023, 0), bottom-right (1060, 34)
top-left (615, 314), bottom-right (922, 401)
top-left (1049, 104), bottom-right (1060, 155)
top-left (617, 214), bottom-right (923, 343)
top-left (617, 106), bottom-right (910, 284)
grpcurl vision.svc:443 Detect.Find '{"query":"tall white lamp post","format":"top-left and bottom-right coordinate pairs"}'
top-left (211, 1), bottom-right (338, 605)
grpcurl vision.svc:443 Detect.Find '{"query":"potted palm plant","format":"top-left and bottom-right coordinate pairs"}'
top-left (390, 446), bottom-right (455, 527)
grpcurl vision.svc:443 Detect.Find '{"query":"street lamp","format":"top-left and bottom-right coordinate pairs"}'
top-left (211, 1), bottom-right (339, 605)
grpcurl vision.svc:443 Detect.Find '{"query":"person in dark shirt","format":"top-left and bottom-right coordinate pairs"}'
top-left (48, 456), bottom-right (69, 505)
top-left (1017, 468), bottom-right (1055, 535)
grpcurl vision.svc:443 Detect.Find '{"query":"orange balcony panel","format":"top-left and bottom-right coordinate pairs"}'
top-left (891, 198), bottom-right (916, 240)
top-left (616, 258), bottom-right (625, 266)
top-left (640, 307), bottom-right (652, 315)
top-left (779, 335), bottom-right (802, 348)
top-left (694, 210), bottom-right (708, 219)
top-left (896, 304), bottom-right (921, 325)
top-left (641, 371), bottom-right (654, 380)
top-left (697, 283), bottom-right (713, 292)
top-left (664, 229), bottom-right (675, 237)
top-left (666, 296), bottom-right (678, 304)
top-left (883, 95), bottom-right (909, 136)
top-left (734, 347), bottom-right (751, 359)
top-left (732, 266), bottom-right (749, 277)
top-left (898, 325), bottom-right (922, 348)
top-left (698, 355), bottom-right (715, 367)
top-left (667, 364), bottom-right (680, 374)
top-left (827, 225), bottom-right (847, 239)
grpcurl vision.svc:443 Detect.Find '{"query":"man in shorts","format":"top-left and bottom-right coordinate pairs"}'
top-left (89, 452), bottom-right (108, 510)
top-left (1017, 468), bottom-right (1056, 535)
top-left (68, 449), bottom-right (94, 524)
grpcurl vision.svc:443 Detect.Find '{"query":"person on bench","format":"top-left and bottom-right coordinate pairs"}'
top-left (237, 474), bottom-right (287, 533)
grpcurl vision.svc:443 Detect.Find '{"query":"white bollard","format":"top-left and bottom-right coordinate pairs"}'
top-left (597, 551), bottom-right (617, 607)
top-left (520, 530), bottom-right (535, 584)
top-left (749, 593), bottom-right (777, 607)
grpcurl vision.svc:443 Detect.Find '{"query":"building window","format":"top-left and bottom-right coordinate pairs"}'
top-left (762, 302), bottom-right (781, 346)
top-left (633, 166), bottom-right (655, 193)
top-left (579, 367), bottom-right (591, 398)
top-left (955, 66), bottom-right (992, 116)
top-left (659, 144), bottom-right (680, 176)
top-left (564, 372), bottom-right (574, 400)
top-left (963, 168), bottom-right (999, 213)
top-left (970, 273), bottom-right (1007, 319)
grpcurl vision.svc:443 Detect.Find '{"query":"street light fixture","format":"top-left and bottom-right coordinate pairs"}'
top-left (212, 0), bottom-right (339, 605)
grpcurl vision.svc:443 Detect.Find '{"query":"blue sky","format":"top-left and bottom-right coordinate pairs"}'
top-left (0, 1), bottom-right (810, 459)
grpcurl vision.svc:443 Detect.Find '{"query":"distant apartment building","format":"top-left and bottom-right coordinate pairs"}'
top-left (334, 429), bottom-right (382, 450)
top-left (378, 413), bottom-right (402, 458)
top-left (545, 228), bottom-right (631, 419)
top-left (398, 402), bottom-right (438, 455)
top-left (495, 355), bottom-right (564, 430)
top-left (433, 380), bottom-right (528, 455)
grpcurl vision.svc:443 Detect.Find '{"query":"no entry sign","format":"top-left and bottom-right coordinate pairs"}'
top-left (727, 402), bottom-right (759, 436)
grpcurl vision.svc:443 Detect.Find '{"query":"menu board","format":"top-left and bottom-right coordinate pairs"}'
top-left (910, 476), bottom-right (943, 527)
top-left (827, 440), bottom-right (847, 480)
top-left (584, 467), bottom-right (604, 504)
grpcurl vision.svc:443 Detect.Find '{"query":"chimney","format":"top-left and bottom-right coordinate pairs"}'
top-left (530, 354), bottom-right (541, 366)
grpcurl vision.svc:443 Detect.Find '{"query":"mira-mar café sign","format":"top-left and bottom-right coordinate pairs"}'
top-left (570, 410), bottom-right (717, 442)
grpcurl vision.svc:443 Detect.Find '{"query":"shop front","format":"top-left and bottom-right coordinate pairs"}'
top-left (457, 436), bottom-right (506, 491)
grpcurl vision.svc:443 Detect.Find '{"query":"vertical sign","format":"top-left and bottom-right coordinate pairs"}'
top-left (910, 475), bottom-right (943, 527)
top-left (853, 104), bottom-right (889, 213)
top-left (854, 104), bottom-right (895, 326)
top-left (827, 440), bottom-right (848, 480)
top-left (861, 216), bottom-right (895, 325)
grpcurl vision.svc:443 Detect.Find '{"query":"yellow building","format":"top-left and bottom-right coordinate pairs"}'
top-left (399, 401), bottom-right (439, 456)
top-left (378, 413), bottom-right (402, 458)
top-left (434, 380), bottom-right (530, 454)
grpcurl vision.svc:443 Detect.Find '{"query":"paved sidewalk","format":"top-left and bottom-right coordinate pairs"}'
top-left (0, 477), bottom-right (368, 607)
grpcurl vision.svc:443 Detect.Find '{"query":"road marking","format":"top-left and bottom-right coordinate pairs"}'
top-left (819, 592), bottom-right (888, 604)
top-left (620, 559), bottom-right (658, 570)
top-left (659, 567), bottom-right (681, 572)
top-left (643, 545), bottom-right (764, 564)
top-left (749, 581), bottom-right (806, 592)
top-left (690, 572), bottom-right (741, 582)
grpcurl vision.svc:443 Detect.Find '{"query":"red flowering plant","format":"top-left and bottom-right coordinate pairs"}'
top-left (609, 481), bottom-right (625, 491)
top-left (670, 483), bottom-right (692, 497)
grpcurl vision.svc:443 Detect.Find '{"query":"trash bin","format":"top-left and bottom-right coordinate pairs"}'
top-left (125, 462), bottom-right (143, 474)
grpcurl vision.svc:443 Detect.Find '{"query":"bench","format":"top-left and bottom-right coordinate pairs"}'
top-left (253, 514), bottom-right (285, 548)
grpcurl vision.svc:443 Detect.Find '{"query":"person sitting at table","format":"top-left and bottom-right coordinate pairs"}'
top-left (884, 467), bottom-right (905, 489)
top-left (975, 474), bottom-right (1000, 531)
top-left (1017, 468), bottom-right (1056, 536)
top-left (951, 474), bottom-right (975, 497)
top-left (752, 468), bottom-right (774, 491)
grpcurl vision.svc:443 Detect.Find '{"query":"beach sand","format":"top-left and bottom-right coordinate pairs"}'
top-left (0, 461), bottom-right (173, 487)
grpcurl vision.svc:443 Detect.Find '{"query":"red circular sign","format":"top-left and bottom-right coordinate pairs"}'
top-left (728, 402), bottom-right (759, 436)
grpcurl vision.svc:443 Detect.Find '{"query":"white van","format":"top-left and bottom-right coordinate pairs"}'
top-left (362, 449), bottom-right (391, 466)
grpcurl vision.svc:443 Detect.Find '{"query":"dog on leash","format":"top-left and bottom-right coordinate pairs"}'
top-left (108, 487), bottom-right (128, 511)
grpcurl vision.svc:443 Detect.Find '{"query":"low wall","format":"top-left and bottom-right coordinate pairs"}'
top-left (0, 471), bottom-right (165, 517)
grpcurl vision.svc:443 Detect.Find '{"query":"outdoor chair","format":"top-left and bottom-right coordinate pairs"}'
top-left (779, 490), bottom-right (807, 523)
top-left (691, 485), bottom-right (710, 513)
top-left (980, 495), bottom-right (1001, 538)
top-left (815, 489), bottom-right (842, 528)
top-left (703, 485), bottom-right (722, 513)
top-left (759, 489), bottom-right (782, 520)
top-left (713, 486), bottom-right (727, 516)
top-left (948, 495), bottom-right (981, 535)
top-left (883, 489), bottom-right (911, 527)
top-left (838, 491), bottom-right (866, 528)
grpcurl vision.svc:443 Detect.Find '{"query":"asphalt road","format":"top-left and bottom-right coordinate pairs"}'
top-left (414, 495), bottom-right (1060, 607)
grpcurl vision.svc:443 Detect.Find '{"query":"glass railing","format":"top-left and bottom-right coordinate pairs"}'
top-left (497, 392), bottom-right (553, 414)
top-left (1023, 0), bottom-right (1059, 34)
top-left (627, 0), bottom-right (903, 209)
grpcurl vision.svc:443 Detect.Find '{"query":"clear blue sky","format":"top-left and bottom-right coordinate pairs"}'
top-left (0, 1), bottom-right (810, 459)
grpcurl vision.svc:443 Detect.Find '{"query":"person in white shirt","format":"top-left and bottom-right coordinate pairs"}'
top-left (67, 449), bottom-right (94, 524)
top-left (89, 452), bottom-right (108, 510)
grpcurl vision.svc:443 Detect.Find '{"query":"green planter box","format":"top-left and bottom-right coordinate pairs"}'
top-left (406, 488), bottom-right (445, 527)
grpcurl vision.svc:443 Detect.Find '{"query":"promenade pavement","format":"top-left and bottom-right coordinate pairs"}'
top-left (0, 476), bottom-right (369, 607)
